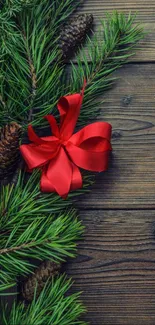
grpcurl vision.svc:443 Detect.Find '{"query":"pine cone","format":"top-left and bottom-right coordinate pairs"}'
top-left (0, 122), bottom-right (22, 180)
top-left (59, 13), bottom-right (94, 60)
top-left (22, 261), bottom-right (61, 302)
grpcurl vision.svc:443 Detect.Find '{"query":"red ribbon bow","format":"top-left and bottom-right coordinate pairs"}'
top-left (20, 82), bottom-right (112, 198)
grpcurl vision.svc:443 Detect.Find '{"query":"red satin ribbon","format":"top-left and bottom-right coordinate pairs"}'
top-left (20, 82), bottom-right (112, 198)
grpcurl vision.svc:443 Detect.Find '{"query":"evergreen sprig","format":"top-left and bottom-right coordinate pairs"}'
top-left (1, 170), bottom-right (93, 222)
top-left (1, 275), bottom-right (87, 325)
top-left (0, 0), bottom-right (81, 127)
top-left (0, 209), bottom-right (83, 292)
top-left (0, 173), bottom-right (84, 292)
top-left (69, 12), bottom-right (144, 126)
top-left (0, 9), bottom-right (143, 129)
top-left (0, 0), bottom-right (33, 58)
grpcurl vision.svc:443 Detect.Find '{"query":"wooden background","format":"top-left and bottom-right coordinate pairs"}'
top-left (65, 1), bottom-right (155, 324)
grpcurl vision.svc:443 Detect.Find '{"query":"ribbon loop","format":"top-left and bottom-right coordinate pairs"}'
top-left (20, 82), bottom-right (112, 198)
top-left (58, 93), bottom-right (82, 140)
top-left (44, 115), bottom-right (60, 138)
top-left (28, 125), bottom-right (46, 145)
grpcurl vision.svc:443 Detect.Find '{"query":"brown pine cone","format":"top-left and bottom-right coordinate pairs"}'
top-left (22, 261), bottom-right (61, 302)
top-left (59, 13), bottom-right (94, 60)
top-left (0, 122), bottom-right (22, 180)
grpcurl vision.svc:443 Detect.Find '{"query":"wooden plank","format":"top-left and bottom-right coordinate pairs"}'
top-left (65, 209), bottom-right (155, 325)
top-left (75, 0), bottom-right (155, 62)
top-left (77, 63), bottom-right (155, 209)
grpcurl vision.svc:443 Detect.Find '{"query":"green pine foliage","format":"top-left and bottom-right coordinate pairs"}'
top-left (0, 0), bottom-right (81, 127)
top-left (0, 170), bottom-right (92, 293)
top-left (0, 0), bottom-right (33, 15)
top-left (1, 275), bottom-right (87, 325)
top-left (69, 12), bottom-right (144, 126)
top-left (0, 172), bottom-right (84, 292)
top-left (0, 8), bottom-right (143, 128)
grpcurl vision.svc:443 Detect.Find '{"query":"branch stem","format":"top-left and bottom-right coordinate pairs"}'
top-left (86, 33), bottom-right (121, 86)
top-left (0, 240), bottom-right (35, 255)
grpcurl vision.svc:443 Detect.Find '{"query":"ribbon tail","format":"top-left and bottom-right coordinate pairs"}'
top-left (28, 125), bottom-right (47, 144)
top-left (40, 168), bottom-right (55, 193)
top-left (44, 115), bottom-right (60, 138)
top-left (40, 147), bottom-right (73, 198)
top-left (70, 163), bottom-right (82, 191)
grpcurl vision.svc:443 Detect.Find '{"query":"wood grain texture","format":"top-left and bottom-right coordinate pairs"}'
top-left (76, 63), bottom-right (155, 209)
top-left (75, 0), bottom-right (155, 62)
top-left (65, 209), bottom-right (155, 325)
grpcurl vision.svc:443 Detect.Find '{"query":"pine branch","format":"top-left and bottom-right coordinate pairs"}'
top-left (0, 10), bottom-right (19, 58)
top-left (0, 0), bottom-right (32, 57)
top-left (68, 12), bottom-right (144, 126)
top-left (0, 172), bottom-right (85, 292)
top-left (1, 276), bottom-right (87, 325)
top-left (0, 35), bottom-right (63, 127)
top-left (0, 211), bottom-right (83, 292)
top-left (0, 0), bottom-right (82, 127)
top-left (0, 167), bottom-right (93, 292)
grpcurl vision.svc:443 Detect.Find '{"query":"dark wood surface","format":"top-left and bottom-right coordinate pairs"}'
top-left (78, 64), bottom-right (155, 210)
top-left (66, 1), bottom-right (155, 324)
top-left (65, 210), bottom-right (155, 324)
